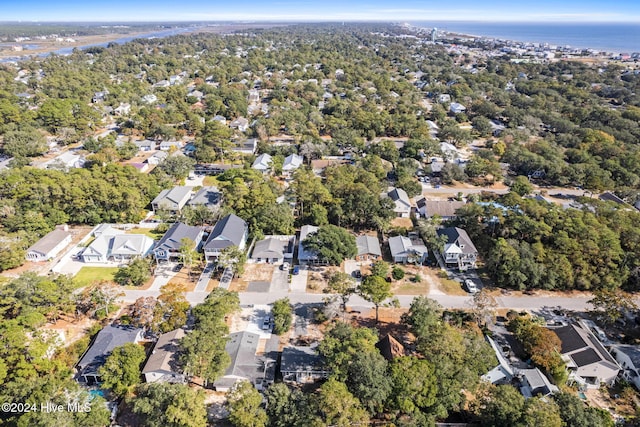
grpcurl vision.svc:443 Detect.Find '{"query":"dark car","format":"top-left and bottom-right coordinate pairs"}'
top-left (173, 263), bottom-right (183, 272)
top-left (292, 265), bottom-right (300, 275)
top-left (352, 270), bottom-right (362, 278)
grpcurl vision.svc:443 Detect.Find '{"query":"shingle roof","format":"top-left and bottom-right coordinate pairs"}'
top-left (376, 334), bottom-right (405, 361)
top-left (388, 187), bottom-right (411, 207)
top-left (298, 225), bottom-right (319, 261)
top-left (421, 200), bottom-right (466, 217)
top-left (217, 331), bottom-right (261, 382)
top-left (252, 153), bottom-right (272, 170)
top-left (437, 227), bottom-right (478, 254)
top-left (281, 346), bottom-right (325, 372)
top-left (188, 187), bottom-right (221, 208)
top-left (155, 222), bottom-right (203, 252)
top-left (109, 234), bottom-right (154, 256)
top-left (283, 154), bottom-right (303, 171)
top-left (151, 186), bottom-right (192, 207)
top-left (142, 329), bottom-right (185, 374)
top-left (252, 238), bottom-right (285, 259)
top-left (27, 227), bottom-right (71, 256)
top-left (204, 214), bottom-right (247, 250)
top-left (77, 325), bottom-right (143, 375)
top-left (356, 235), bottom-right (382, 257)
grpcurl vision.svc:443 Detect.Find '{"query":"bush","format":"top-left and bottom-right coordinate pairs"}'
top-left (391, 266), bottom-right (405, 280)
top-left (413, 273), bottom-right (422, 283)
top-left (272, 298), bottom-right (293, 335)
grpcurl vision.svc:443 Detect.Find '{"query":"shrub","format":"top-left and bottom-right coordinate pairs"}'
top-left (392, 266), bottom-right (405, 280)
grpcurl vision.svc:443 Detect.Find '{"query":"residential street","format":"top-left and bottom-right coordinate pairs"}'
top-left (120, 287), bottom-right (596, 313)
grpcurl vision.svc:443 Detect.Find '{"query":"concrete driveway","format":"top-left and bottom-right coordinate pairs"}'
top-left (290, 266), bottom-right (308, 292)
top-left (270, 265), bottom-right (289, 292)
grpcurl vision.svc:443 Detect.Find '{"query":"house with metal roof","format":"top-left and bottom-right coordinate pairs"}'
top-left (387, 187), bottom-right (412, 218)
top-left (25, 225), bottom-right (72, 262)
top-left (81, 227), bottom-right (154, 263)
top-left (76, 325), bottom-right (144, 385)
top-left (282, 154), bottom-right (303, 176)
top-left (203, 214), bottom-right (248, 262)
top-left (151, 186), bottom-right (193, 214)
top-left (142, 329), bottom-right (186, 384)
top-left (252, 153), bottom-right (272, 173)
top-left (153, 222), bottom-right (203, 262)
top-left (388, 234), bottom-right (428, 264)
top-left (436, 227), bottom-right (478, 271)
top-left (355, 235), bottom-right (382, 262)
top-left (551, 322), bottom-right (620, 388)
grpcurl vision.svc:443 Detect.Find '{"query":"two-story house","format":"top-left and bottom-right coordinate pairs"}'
top-left (203, 214), bottom-right (248, 262)
top-left (153, 222), bottom-right (204, 262)
top-left (436, 227), bottom-right (478, 271)
top-left (151, 186), bottom-right (192, 215)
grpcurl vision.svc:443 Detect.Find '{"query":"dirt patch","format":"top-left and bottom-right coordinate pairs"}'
top-left (390, 217), bottom-right (414, 229)
top-left (45, 316), bottom-right (97, 347)
top-left (229, 264), bottom-right (274, 292)
top-left (306, 266), bottom-right (341, 294)
top-left (390, 265), bottom-right (430, 295)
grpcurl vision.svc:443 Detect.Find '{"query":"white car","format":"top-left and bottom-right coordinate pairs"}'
top-left (281, 262), bottom-right (290, 271)
top-left (464, 279), bottom-right (479, 293)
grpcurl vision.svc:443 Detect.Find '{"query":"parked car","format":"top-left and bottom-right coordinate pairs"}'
top-left (464, 279), bottom-right (478, 293)
top-left (352, 270), bottom-right (362, 278)
top-left (262, 316), bottom-right (272, 330)
top-left (173, 263), bottom-right (183, 272)
top-left (292, 265), bottom-right (300, 275)
top-left (281, 262), bottom-right (290, 271)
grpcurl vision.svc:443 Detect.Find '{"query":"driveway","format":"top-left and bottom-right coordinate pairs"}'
top-left (290, 266), bottom-right (308, 292)
top-left (194, 262), bottom-right (215, 291)
top-left (149, 263), bottom-right (179, 291)
top-left (270, 265), bottom-right (289, 292)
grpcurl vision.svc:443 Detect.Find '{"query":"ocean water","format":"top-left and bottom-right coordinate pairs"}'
top-left (411, 21), bottom-right (640, 53)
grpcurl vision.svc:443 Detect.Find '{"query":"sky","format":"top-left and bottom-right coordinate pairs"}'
top-left (3, 0), bottom-right (640, 23)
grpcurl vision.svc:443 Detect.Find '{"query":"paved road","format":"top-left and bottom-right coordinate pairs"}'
top-left (120, 287), bottom-right (596, 313)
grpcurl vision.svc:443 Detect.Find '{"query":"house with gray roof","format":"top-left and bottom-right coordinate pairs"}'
top-left (146, 150), bottom-right (168, 165)
top-left (187, 186), bottom-right (222, 211)
top-left (251, 235), bottom-right (295, 264)
top-left (282, 154), bottom-right (303, 176)
top-left (151, 186), bottom-right (193, 214)
top-left (281, 346), bottom-right (329, 384)
top-left (551, 322), bottom-right (620, 388)
top-left (25, 225), bottom-right (72, 262)
top-left (77, 325), bottom-right (144, 385)
top-left (81, 229), bottom-right (154, 263)
top-left (610, 345), bottom-right (640, 391)
top-left (213, 331), bottom-right (262, 392)
top-left (355, 235), bottom-right (382, 262)
top-left (436, 227), bottom-right (478, 271)
top-left (153, 222), bottom-right (203, 262)
top-left (298, 225), bottom-right (329, 265)
top-left (387, 187), bottom-right (412, 218)
top-left (519, 368), bottom-right (559, 398)
top-left (135, 140), bottom-right (156, 152)
top-left (142, 329), bottom-right (186, 384)
top-left (416, 199), bottom-right (465, 220)
top-left (203, 214), bottom-right (248, 262)
top-left (388, 234), bottom-right (428, 264)
top-left (229, 117), bottom-right (249, 132)
top-left (252, 153), bottom-right (272, 173)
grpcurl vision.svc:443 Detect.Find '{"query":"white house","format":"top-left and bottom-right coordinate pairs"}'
top-left (282, 153), bottom-right (303, 176)
top-left (203, 214), bottom-right (248, 262)
top-left (250, 235), bottom-right (295, 264)
top-left (142, 329), bottom-right (186, 384)
top-left (252, 153), bottom-right (273, 173)
top-left (387, 187), bottom-right (412, 218)
top-left (81, 229), bottom-right (154, 263)
top-left (610, 345), bottom-right (640, 391)
top-left (230, 117), bottom-right (249, 132)
top-left (551, 322), bottom-right (620, 388)
top-left (151, 186), bottom-right (193, 214)
top-left (436, 227), bottom-right (478, 271)
top-left (388, 234), bottom-right (428, 264)
top-left (25, 225), bottom-right (72, 262)
top-left (449, 102), bottom-right (466, 114)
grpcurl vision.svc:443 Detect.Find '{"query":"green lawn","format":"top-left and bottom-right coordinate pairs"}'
top-left (125, 227), bottom-right (164, 239)
top-left (74, 267), bottom-right (119, 287)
